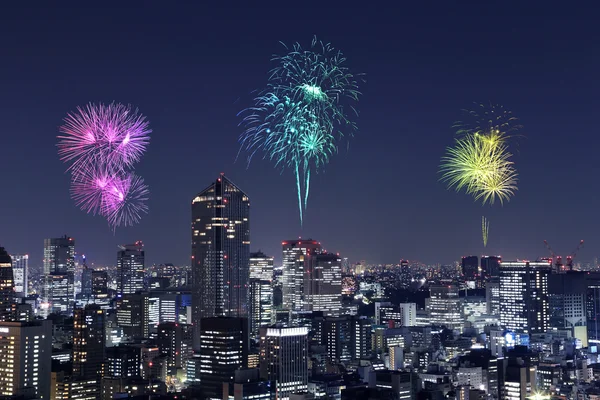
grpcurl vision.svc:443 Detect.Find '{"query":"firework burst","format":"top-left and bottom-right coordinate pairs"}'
top-left (58, 102), bottom-right (150, 230)
top-left (239, 36), bottom-right (363, 224)
top-left (482, 216), bottom-right (490, 247)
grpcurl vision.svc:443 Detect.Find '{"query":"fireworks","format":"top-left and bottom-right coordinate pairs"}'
top-left (58, 102), bottom-right (151, 230)
top-left (482, 216), bottom-right (489, 247)
top-left (239, 36), bottom-right (363, 224)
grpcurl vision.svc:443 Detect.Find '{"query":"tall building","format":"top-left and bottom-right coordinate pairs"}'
top-left (249, 279), bottom-right (273, 339)
top-left (481, 255), bottom-right (501, 279)
top-left (43, 236), bottom-right (75, 316)
top-left (116, 241), bottom-right (145, 296)
top-left (116, 292), bottom-right (150, 340)
top-left (0, 320), bottom-right (52, 399)
top-left (0, 247), bottom-right (15, 321)
top-left (92, 270), bottom-right (108, 299)
top-left (73, 304), bottom-right (105, 384)
top-left (399, 303), bottom-right (417, 327)
top-left (191, 174), bottom-right (250, 349)
top-left (250, 251), bottom-right (274, 281)
top-left (462, 256), bottom-right (479, 281)
top-left (80, 260), bottom-right (93, 303)
top-left (259, 326), bottom-right (308, 399)
top-left (304, 252), bottom-right (342, 315)
top-left (281, 239), bottom-right (321, 311)
top-left (157, 322), bottom-right (193, 374)
top-left (548, 271), bottom-right (587, 345)
top-left (427, 282), bottom-right (462, 332)
top-left (43, 235), bottom-right (75, 274)
top-left (499, 261), bottom-right (551, 334)
top-left (486, 278), bottom-right (501, 315)
top-left (10, 254), bottom-right (28, 297)
top-left (199, 317), bottom-right (248, 400)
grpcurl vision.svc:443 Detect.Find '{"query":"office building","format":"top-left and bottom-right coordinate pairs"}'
top-left (43, 235), bottom-right (75, 274)
top-left (80, 263), bottom-right (93, 302)
top-left (304, 252), bottom-right (342, 315)
top-left (462, 256), bottom-right (479, 280)
top-left (156, 322), bottom-right (193, 374)
top-left (399, 303), bottom-right (417, 327)
top-left (105, 346), bottom-right (142, 378)
top-left (351, 316), bottom-right (373, 360)
top-left (260, 326), bottom-right (308, 399)
top-left (250, 251), bottom-right (274, 281)
top-left (481, 255), bottom-right (501, 279)
top-left (0, 320), bottom-right (52, 399)
top-left (427, 282), bottom-right (462, 332)
top-left (10, 254), bottom-right (28, 297)
top-left (199, 317), bottom-right (248, 400)
top-left (0, 248), bottom-right (14, 321)
top-left (191, 174), bottom-right (250, 349)
top-left (249, 279), bottom-right (273, 339)
top-left (116, 292), bottom-right (150, 339)
top-left (282, 239), bottom-right (321, 311)
top-left (43, 236), bottom-right (75, 316)
top-left (486, 278), bottom-right (501, 316)
top-left (499, 261), bottom-right (551, 334)
top-left (548, 271), bottom-right (587, 345)
top-left (116, 241), bottom-right (145, 296)
top-left (73, 304), bottom-right (105, 382)
top-left (92, 270), bottom-right (109, 299)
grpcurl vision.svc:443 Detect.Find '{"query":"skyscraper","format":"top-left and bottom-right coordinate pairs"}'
top-left (499, 260), bottom-right (551, 334)
top-left (10, 254), bottom-right (28, 297)
top-left (281, 239), bottom-right (321, 311)
top-left (43, 235), bottom-right (75, 275)
top-left (73, 304), bottom-right (105, 385)
top-left (259, 326), bottom-right (308, 399)
top-left (427, 282), bottom-right (462, 332)
top-left (249, 279), bottom-right (273, 339)
top-left (304, 252), bottom-right (342, 315)
top-left (116, 241), bottom-right (145, 296)
top-left (0, 247), bottom-right (15, 321)
top-left (43, 236), bottom-right (75, 316)
top-left (0, 320), bottom-right (52, 400)
top-left (481, 255), bottom-right (501, 279)
top-left (199, 317), bottom-right (248, 400)
top-left (461, 256), bottom-right (479, 281)
top-left (191, 174), bottom-right (250, 349)
top-left (249, 251), bottom-right (274, 281)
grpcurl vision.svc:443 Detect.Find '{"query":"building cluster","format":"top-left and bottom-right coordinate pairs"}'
top-left (2, 174), bottom-right (600, 400)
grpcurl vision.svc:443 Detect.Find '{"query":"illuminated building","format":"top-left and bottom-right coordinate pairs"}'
top-left (92, 270), bottom-right (108, 299)
top-left (304, 252), bottom-right (342, 316)
top-left (249, 279), bottom-right (273, 339)
top-left (481, 255), bottom-right (501, 279)
top-left (0, 320), bottom-right (52, 399)
top-left (281, 239), bottom-right (321, 311)
top-left (259, 326), bottom-right (308, 399)
top-left (191, 174), bottom-right (250, 350)
top-left (548, 271), bottom-right (587, 346)
top-left (105, 346), bottom-right (141, 378)
top-left (0, 248), bottom-right (15, 321)
top-left (199, 317), bottom-right (248, 400)
top-left (10, 254), bottom-right (28, 297)
top-left (117, 241), bottom-right (145, 296)
top-left (73, 304), bottom-right (105, 383)
top-left (427, 283), bottom-right (462, 332)
top-left (116, 292), bottom-right (149, 339)
top-left (399, 303), bottom-right (417, 327)
top-left (499, 261), bottom-right (551, 334)
top-left (486, 278), bottom-right (500, 315)
top-left (156, 322), bottom-right (193, 374)
top-left (43, 236), bottom-right (75, 316)
top-left (250, 251), bottom-right (274, 281)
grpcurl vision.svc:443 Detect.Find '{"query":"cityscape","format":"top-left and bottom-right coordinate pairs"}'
top-left (1, 3), bottom-right (598, 400)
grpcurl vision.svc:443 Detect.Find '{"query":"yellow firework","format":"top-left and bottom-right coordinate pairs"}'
top-left (440, 132), bottom-right (518, 205)
top-left (482, 216), bottom-right (489, 247)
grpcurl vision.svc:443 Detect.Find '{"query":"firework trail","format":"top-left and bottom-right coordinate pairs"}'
top-left (58, 102), bottom-right (150, 230)
top-left (239, 36), bottom-right (363, 225)
top-left (482, 216), bottom-right (490, 247)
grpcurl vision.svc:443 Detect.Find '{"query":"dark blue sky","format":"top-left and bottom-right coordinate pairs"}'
top-left (0, 3), bottom-right (598, 267)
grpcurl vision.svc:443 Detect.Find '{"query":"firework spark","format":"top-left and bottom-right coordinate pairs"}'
top-left (59, 102), bottom-right (150, 230)
top-left (239, 36), bottom-right (363, 224)
top-left (482, 216), bottom-right (490, 247)
top-left (58, 103), bottom-right (151, 175)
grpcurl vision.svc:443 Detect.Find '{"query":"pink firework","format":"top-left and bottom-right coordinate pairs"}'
top-left (102, 174), bottom-right (149, 229)
top-left (70, 164), bottom-right (116, 216)
top-left (58, 103), bottom-right (151, 174)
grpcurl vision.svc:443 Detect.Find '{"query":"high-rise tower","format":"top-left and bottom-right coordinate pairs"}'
top-left (10, 254), bottom-right (28, 297)
top-left (43, 236), bottom-right (75, 316)
top-left (281, 239), bottom-right (321, 311)
top-left (43, 235), bottom-right (75, 274)
top-left (0, 247), bottom-right (15, 321)
top-left (116, 241), bottom-right (145, 296)
top-left (191, 174), bottom-right (250, 348)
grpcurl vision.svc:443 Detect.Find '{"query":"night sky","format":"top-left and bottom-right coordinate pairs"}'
top-left (1, 3), bottom-right (598, 267)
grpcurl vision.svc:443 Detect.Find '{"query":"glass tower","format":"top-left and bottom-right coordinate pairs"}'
top-left (10, 254), bottom-right (28, 297)
top-left (116, 241), bottom-right (145, 296)
top-left (191, 174), bottom-right (250, 349)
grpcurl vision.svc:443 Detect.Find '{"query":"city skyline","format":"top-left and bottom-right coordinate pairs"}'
top-left (1, 3), bottom-right (598, 267)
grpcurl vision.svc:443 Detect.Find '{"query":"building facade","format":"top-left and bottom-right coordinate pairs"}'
top-left (281, 239), bottom-right (321, 311)
top-left (117, 241), bottom-right (145, 296)
top-left (10, 254), bottom-right (28, 297)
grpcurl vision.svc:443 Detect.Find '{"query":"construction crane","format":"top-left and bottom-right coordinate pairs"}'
top-left (566, 240), bottom-right (585, 270)
top-left (543, 240), bottom-right (562, 272)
